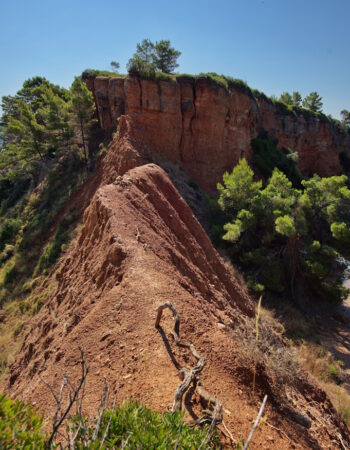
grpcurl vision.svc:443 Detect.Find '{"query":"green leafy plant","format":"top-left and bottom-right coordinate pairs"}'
top-left (216, 159), bottom-right (350, 304)
top-left (0, 393), bottom-right (45, 448)
top-left (0, 394), bottom-right (220, 449)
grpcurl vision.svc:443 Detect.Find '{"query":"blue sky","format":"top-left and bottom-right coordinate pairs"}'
top-left (0, 0), bottom-right (349, 118)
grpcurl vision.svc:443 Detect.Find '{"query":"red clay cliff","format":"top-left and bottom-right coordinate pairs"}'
top-left (87, 75), bottom-right (350, 193)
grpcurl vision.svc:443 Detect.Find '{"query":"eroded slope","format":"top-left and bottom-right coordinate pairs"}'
top-left (2, 163), bottom-right (349, 448)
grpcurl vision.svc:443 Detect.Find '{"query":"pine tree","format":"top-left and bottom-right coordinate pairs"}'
top-left (302, 92), bottom-right (323, 112)
top-left (292, 91), bottom-right (302, 106)
top-left (153, 40), bottom-right (181, 73)
top-left (69, 77), bottom-right (97, 167)
top-left (110, 61), bottom-right (120, 73)
top-left (40, 87), bottom-right (73, 156)
top-left (217, 159), bottom-right (350, 303)
top-left (279, 92), bottom-right (293, 105)
top-left (127, 39), bottom-right (181, 75)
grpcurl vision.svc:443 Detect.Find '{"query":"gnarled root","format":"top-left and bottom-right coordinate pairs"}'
top-left (155, 302), bottom-right (223, 427)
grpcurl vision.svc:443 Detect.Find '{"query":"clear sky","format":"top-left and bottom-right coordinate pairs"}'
top-left (1, 0), bottom-right (349, 118)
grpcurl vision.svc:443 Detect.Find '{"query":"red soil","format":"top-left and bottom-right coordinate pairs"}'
top-left (2, 162), bottom-right (349, 448)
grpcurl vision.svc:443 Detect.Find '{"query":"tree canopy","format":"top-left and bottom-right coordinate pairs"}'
top-left (302, 92), bottom-right (323, 112)
top-left (110, 61), bottom-right (120, 73)
top-left (127, 38), bottom-right (181, 76)
top-left (217, 159), bottom-right (350, 304)
top-left (0, 76), bottom-right (96, 180)
top-left (279, 91), bottom-right (302, 106)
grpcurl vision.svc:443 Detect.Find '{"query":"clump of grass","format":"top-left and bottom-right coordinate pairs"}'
top-left (81, 69), bottom-right (127, 79)
top-left (231, 312), bottom-right (300, 390)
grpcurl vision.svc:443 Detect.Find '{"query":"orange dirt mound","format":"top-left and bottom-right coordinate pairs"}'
top-left (2, 163), bottom-right (350, 448)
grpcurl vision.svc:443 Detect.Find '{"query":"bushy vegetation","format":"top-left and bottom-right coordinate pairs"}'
top-left (0, 393), bottom-right (45, 448)
top-left (81, 69), bottom-right (125, 79)
top-left (127, 38), bottom-right (181, 77)
top-left (215, 158), bottom-right (350, 305)
top-left (0, 395), bottom-right (219, 449)
top-left (252, 132), bottom-right (302, 187)
top-left (81, 402), bottom-right (219, 448)
top-left (0, 75), bottom-right (100, 309)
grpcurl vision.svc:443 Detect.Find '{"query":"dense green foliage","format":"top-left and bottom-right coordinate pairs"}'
top-left (279, 91), bottom-right (302, 106)
top-left (127, 38), bottom-right (181, 76)
top-left (252, 133), bottom-right (302, 187)
top-left (0, 75), bottom-right (100, 307)
top-left (0, 396), bottom-right (219, 449)
top-left (0, 393), bottom-right (45, 448)
top-left (70, 77), bottom-right (97, 167)
top-left (302, 91), bottom-right (323, 112)
top-left (81, 69), bottom-right (125, 79)
top-left (79, 402), bottom-right (219, 448)
top-left (216, 159), bottom-right (350, 304)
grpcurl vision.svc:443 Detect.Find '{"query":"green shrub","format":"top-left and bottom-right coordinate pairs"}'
top-left (196, 73), bottom-right (253, 97)
top-left (341, 406), bottom-right (350, 425)
top-left (0, 396), bottom-right (219, 449)
top-left (216, 159), bottom-right (350, 304)
top-left (0, 218), bottom-right (21, 252)
top-left (3, 263), bottom-right (18, 286)
top-left (0, 176), bottom-right (30, 215)
top-left (81, 69), bottom-right (125, 79)
top-left (72, 401), bottom-right (219, 448)
top-left (35, 224), bottom-right (69, 274)
top-left (0, 244), bottom-right (14, 265)
top-left (0, 393), bottom-right (45, 448)
top-left (252, 132), bottom-right (303, 187)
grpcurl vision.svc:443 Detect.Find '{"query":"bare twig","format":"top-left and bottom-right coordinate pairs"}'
top-left (243, 395), bottom-right (268, 450)
top-left (121, 432), bottom-right (133, 449)
top-left (198, 414), bottom-right (217, 450)
top-left (265, 421), bottom-right (292, 443)
top-left (100, 393), bottom-right (117, 448)
top-left (44, 347), bottom-right (89, 448)
top-left (218, 420), bottom-right (236, 446)
top-left (174, 422), bottom-right (183, 450)
top-left (92, 378), bottom-right (109, 441)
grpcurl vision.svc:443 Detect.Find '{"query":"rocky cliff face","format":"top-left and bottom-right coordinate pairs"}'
top-left (87, 75), bottom-right (350, 193)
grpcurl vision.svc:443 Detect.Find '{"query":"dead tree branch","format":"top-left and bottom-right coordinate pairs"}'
top-left (243, 394), bottom-right (268, 450)
top-left (155, 301), bottom-right (223, 432)
top-left (45, 347), bottom-right (89, 448)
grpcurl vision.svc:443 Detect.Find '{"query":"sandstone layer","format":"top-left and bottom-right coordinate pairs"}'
top-left (87, 75), bottom-right (350, 193)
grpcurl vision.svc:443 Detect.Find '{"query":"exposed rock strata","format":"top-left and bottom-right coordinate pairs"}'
top-left (89, 75), bottom-right (350, 193)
